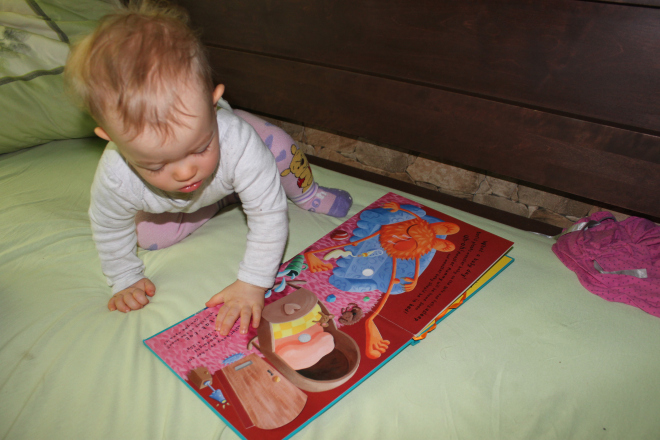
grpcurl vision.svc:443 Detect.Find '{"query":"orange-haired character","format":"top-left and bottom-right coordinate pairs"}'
top-left (305, 202), bottom-right (459, 359)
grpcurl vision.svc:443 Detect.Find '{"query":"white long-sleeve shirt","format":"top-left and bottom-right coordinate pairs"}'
top-left (89, 106), bottom-right (288, 293)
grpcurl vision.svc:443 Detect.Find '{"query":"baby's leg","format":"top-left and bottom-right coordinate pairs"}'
top-left (135, 194), bottom-right (239, 250)
top-left (234, 109), bottom-right (352, 218)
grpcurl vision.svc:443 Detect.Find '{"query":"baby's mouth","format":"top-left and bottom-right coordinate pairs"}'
top-left (178, 180), bottom-right (203, 193)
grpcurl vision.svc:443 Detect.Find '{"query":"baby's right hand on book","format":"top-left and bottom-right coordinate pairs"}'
top-left (205, 280), bottom-right (266, 336)
top-left (108, 278), bottom-right (156, 312)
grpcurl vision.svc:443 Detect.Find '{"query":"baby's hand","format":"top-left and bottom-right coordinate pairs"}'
top-left (205, 280), bottom-right (266, 336)
top-left (108, 278), bottom-right (156, 312)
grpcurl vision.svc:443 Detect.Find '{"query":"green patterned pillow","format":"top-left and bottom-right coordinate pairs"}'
top-left (0, 0), bottom-right (116, 154)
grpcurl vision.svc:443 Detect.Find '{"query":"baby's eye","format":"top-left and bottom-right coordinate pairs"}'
top-left (194, 144), bottom-right (211, 155)
top-left (148, 166), bottom-right (164, 174)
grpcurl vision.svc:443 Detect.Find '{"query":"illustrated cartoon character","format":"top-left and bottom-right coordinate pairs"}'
top-left (338, 303), bottom-right (364, 325)
top-left (265, 254), bottom-right (307, 298)
top-left (248, 288), bottom-right (360, 392)
top-left (281, 144), bottom-right (313, 193)
top-left (313, 310), bottom-right (335, 327)
top-left (187, 367), bottom-right (228, 406)
top-left (304, 202), bottom-right (460, 359)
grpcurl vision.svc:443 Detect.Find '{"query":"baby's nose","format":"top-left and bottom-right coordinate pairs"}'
top-left (173, 164), bottom-right (197, 182)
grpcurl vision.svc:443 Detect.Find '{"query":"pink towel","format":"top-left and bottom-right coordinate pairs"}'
top-left (552, 211), bottom-right (660, 317)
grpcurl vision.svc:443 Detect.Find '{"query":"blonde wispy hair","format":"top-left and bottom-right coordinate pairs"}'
top-left (65, 0), bottom-right (214, 138)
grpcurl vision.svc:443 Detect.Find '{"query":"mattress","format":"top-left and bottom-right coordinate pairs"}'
top-left (1, 138), bottom-right (659, 439)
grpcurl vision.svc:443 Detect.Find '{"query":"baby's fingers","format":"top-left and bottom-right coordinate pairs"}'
top-left (214, 306), bottom-right (228, 331)
top-left (216, 305), bottom-right (240, 336)
top-left (120, 291), bottom-right (144, 311)
top-left (251, 305), bottom-right (262, 329)
top-left (109, 294), bottom-right (131, 313)
top-left (239, 306), bottom-right (254, 335)
top-left (110, 290), bottom-right (149, 313)
top-left (130, 289), bottom-right (151, 308)
top-left (108, 296), bottom-right (118, 312)
top-left (121, 293), bottom-right (143, 311)
top-left (205, 291), bottom-right (226, 308)
top-left (143, 279), bottom-right (156, 297)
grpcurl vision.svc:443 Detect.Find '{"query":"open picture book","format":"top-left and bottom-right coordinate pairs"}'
top-left (144, 193), bottom-right (514, 439)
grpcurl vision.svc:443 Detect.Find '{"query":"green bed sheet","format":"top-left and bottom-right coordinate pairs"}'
top-left (1, 138), bottom-right (659, 440)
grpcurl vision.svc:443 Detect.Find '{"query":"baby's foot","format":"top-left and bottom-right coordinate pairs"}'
top-left (296, 185), bottom-right (353, 218)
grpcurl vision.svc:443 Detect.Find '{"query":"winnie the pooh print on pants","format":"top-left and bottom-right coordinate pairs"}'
top-left (281, 144), bottom-right (313, 193)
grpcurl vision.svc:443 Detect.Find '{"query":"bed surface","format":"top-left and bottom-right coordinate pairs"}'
top-left (2, 0), bottom-right (659, 438)
top-left (2, 138), bottom-right (659, 439)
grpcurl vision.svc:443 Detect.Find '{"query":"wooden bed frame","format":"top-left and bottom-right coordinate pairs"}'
top-left (173, 0), bottom-right (660, 236)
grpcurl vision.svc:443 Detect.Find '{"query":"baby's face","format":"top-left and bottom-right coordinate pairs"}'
top-left (101, 83), bottom-right (224, 194)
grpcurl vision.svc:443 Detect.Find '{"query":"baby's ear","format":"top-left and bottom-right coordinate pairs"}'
top-left (212, 84), bottom-right (225, 104)
top-left (94, 127), bottom-right (112, 142)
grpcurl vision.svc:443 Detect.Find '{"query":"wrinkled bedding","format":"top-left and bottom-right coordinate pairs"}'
top-left (1, 138), bottom-right (659, 439)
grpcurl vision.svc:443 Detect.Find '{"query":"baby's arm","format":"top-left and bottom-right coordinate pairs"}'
top-left (210, 113), bottom-right (289, 332)
top-left (89, 147), bottom-right (154, 311)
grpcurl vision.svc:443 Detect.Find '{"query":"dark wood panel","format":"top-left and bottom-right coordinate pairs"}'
top-left (209, 48), bottom-right (660, 218)
top-left (599, 1), bottom-right (660, 6)
top-left (180, 0), bottom-right (660, 134)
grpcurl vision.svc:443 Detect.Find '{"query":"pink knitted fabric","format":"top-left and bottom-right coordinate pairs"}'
top-left (552, 211), bottom-right (660, 317)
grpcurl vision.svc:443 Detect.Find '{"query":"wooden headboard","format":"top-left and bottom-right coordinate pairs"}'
top-left (173, 0), bottom-right (660, 234)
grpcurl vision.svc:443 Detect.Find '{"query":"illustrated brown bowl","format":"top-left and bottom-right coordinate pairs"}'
top-left (254, 288), bottom-right (360, 392)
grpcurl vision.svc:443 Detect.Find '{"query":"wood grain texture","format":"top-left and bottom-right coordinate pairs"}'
top-left (180, 0), bottom-right (660, 133)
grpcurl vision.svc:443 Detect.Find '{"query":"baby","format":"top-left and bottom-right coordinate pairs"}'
top-left (65, 1), bottom-right (352, 335)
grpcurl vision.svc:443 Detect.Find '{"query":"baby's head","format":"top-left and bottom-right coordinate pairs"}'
top-left (66, 1), bottom-right (224, 193)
